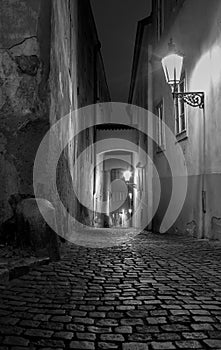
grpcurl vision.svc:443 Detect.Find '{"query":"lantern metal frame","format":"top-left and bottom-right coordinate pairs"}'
top-left (162, 39), bottom-right (205, 109)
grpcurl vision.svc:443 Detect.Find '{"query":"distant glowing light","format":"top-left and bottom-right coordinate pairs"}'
top-left (124, 170), bottom-right (132, 182)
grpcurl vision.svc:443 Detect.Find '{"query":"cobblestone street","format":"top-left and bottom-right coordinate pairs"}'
top-left (0, 232), bottom-right (221, 350)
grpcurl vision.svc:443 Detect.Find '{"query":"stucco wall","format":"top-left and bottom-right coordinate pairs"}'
top-left (128, 21), bottom-right (154, 230)
top-left (0, 0), bottom-right (51, 225)
top-left (152, 0), bottom-right (221, 239)
top-left (48, 0), bottom-right (110, 233)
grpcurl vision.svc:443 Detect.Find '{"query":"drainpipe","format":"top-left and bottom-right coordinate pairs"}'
top-left (202, 103), bottom-right (206, 239)
top-left (148, 44), bottom-right (153, 231)
top-left (93, 42), bottom-right (101, 221)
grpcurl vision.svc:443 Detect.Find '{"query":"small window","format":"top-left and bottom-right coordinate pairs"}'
top-left (157, 0), bottom-right (164, 40)
top-left (156, 100), bottom-right (166, 151)
top-left (175, 74), bottom-right (187, 136)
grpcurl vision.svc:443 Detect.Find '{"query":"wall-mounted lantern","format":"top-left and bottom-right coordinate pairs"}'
top-left (123, 170), bottom-right (132, 182)
top-left (123, 170), bottom-right (137, 189)
top-left (161, 39), bottom-right (204, 109)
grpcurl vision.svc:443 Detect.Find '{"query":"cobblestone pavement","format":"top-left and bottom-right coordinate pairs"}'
top-left (0, 231), bottom-right (221, 349)
top-left (66, 228), bottom-right (140, 248)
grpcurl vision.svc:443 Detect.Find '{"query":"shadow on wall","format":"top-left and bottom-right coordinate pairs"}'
top-left (211, 217), bottom-right (221, 240)
top-left (0, 193), bottom-right (60, 261)
top-left (0, 118), bottom-right (50, 231)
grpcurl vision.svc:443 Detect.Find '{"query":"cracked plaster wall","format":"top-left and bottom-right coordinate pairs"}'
top-left (0, 0), bottom-right (51, 225)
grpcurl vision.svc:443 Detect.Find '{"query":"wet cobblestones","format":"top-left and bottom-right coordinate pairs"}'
top-left (0, 232), bottom-right (221, 349)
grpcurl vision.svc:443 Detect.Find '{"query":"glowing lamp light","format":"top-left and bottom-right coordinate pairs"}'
top-left (124, 170), bottom-right (132, 182)
top-left (161, 39), bottom-right (204, 109)
top-left (162, 53), bottom-right (183, 88)
top-left (129, 209), bottom-right (132, 214)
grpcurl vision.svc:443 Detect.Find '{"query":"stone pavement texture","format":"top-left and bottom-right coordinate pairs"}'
top-left (0, 231), bottom-right (221, 349)
top-left (0, 245), bottom-right (50, 284)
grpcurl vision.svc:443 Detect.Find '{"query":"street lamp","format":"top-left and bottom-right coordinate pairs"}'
top-left (123, 170), bottom-right (137, 189)
top-left (123, 170), bottom-right (132, 182)
top-left (161, 39), bottom-right (204, 109)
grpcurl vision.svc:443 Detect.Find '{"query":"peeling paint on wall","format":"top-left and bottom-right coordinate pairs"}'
top-left (0, 0), bottom-right (51, 227)
top-left (186, 220), bottom-right (197, 238)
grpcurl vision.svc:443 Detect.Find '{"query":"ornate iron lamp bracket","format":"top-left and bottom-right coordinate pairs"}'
top-left (173, 91), bottom-right (204, 109)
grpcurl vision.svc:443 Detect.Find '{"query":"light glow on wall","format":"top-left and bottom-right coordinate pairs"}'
top-left (190, 43), bottom-right (221, 93)
top-left (210, 44), bottom-right (221, 86)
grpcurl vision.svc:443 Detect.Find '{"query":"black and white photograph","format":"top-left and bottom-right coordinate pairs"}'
top-left (0, 0), bottom-right (221, 349)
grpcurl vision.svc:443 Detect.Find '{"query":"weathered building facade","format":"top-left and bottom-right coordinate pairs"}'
top-left (0, 0), bottom-right (51, 229)
top-left (128, 17), bottom-right (154, 231)
top-left (129, 0), bottom-right (221, 240)
top-left (0, 0), bottom-right (110, 235)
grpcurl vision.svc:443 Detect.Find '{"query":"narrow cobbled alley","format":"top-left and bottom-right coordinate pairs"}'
top-left (1, 232), bottom-right (221, 350)
top-left (1, 0), bottom-right (221, 349)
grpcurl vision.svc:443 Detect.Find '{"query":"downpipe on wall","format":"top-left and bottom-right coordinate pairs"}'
top-left (202, 102), bottom-right (206, 239)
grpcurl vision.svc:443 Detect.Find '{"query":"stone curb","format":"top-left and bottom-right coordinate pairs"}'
top-left (0, 256), bottom-right (50, 285)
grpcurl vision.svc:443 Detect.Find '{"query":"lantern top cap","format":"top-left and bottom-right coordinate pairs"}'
top-left (166, 38), bottom-right (183, 58)
top-left (168, 38), bottom-right (176, 53)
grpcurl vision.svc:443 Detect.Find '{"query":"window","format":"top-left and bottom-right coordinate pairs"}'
top-left (157, 100), bottom-right (165, 150)
top-left (175, 74), bottom-right (187, 136)
top-left (157, 0), bottom-right (164, 40)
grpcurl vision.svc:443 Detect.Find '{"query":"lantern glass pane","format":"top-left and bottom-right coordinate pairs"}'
top-left (162, 53), bottom-right (183, 85)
